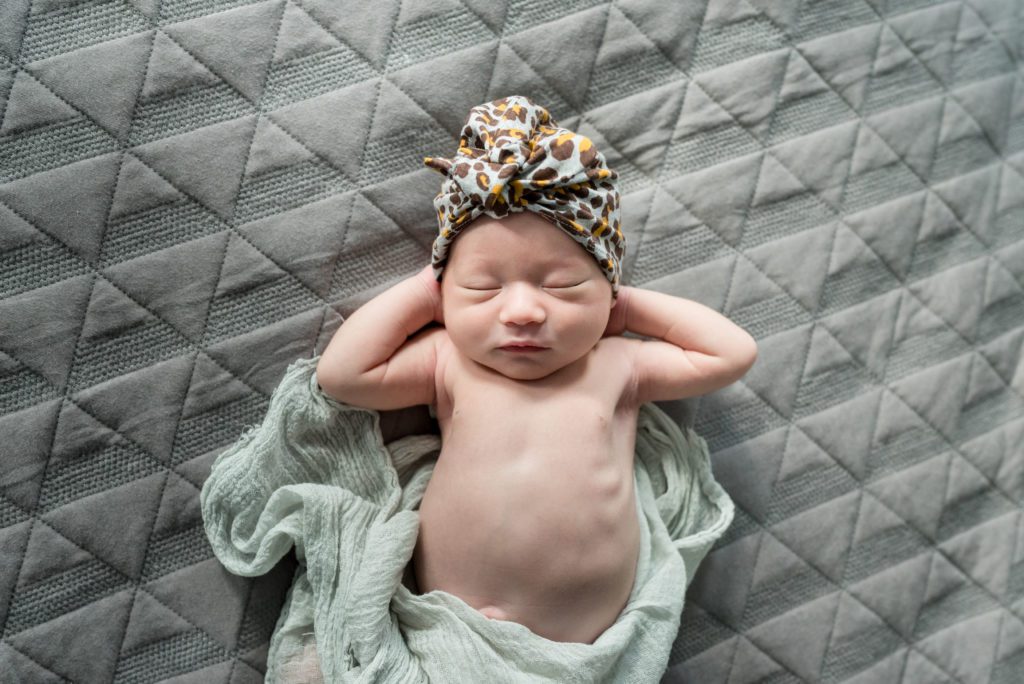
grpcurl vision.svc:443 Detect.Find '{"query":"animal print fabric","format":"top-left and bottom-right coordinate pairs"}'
top-left (424, 95), bottom-right (626, 297)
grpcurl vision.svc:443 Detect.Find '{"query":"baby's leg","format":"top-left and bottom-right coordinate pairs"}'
top-left (277, 633), bottom-right (325, 684)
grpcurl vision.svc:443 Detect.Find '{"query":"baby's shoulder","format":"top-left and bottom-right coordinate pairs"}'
top-left (590, 336), bottom-right (643, 407)
top-left (589, 335), bottom-right (651, 409)
top-left (591, 335), bottom-right (638, 370)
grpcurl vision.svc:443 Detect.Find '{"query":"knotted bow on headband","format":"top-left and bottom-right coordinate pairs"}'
top-left (423, 95), bottom-right (625, 297)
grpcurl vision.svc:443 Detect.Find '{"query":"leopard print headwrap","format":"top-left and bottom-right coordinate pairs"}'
top-left (423, 95), bottom-right (625, 297)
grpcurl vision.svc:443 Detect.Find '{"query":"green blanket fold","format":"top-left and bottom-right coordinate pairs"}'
top-left (200, 356), bottom-right (734, 683)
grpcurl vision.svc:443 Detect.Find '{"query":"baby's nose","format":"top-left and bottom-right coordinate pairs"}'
top-left (498, 284), bottom-right (546, 326)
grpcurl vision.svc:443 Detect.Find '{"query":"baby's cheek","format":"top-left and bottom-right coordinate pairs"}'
top-left (580, 310), bottom-right (611, 343)
top-left (443, 312), bottom-right (480, 345)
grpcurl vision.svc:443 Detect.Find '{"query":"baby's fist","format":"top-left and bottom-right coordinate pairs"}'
top-left (602, 286), bottom-right (631, 337)
top-left (415, 264), bottom-right (444, 324)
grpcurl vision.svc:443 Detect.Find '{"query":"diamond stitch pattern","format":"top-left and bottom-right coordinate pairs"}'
top-left (0, 0), bottom-right (1022, 681)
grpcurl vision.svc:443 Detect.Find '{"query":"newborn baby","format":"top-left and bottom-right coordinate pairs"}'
top-left (315, 96), bottom-right (757, 646)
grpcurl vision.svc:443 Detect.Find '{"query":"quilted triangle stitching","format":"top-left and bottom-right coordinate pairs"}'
top-left (478, 0), bottom-right (512, 102)
top-left (958, 0), bottom-right (1021, 65)
top-left (0, 2), bottom-right (53, 127)
top-left (712, 373), bottom-right (1024, 679)
top-left (0, 492), bottom-right (230, 657)
top-left (0, 9), bottom-right (280, 659)
top-left (285, 0), bottom-right (378, 68)
top-left (104, 0), bottom-right (292, 667)
top-left (1, 637), bottom-right (78, 682)
top-left (2, 0), bottom-right (1024, 679)
top-left (109, 351), bottom-right (199, 666)
top-left (0, 207), bottom-right (274, 416)
top-left (698, 297), bottom-right (1018, 684)
top-left (0, 44), bottom-right (299, 416)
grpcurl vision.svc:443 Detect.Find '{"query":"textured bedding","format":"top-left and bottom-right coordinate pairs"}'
top-left (1, 0), bottom-right (1023, 682)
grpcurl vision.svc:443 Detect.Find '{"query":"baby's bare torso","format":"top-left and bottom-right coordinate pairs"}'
top-left (413, 333), bottom-right (641, 644)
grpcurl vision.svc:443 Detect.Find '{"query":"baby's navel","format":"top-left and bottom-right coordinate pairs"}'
top-left (478, 605), bottom-right (510, 621)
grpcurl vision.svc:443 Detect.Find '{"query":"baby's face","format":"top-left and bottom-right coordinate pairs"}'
top-left (440, 212), bottom-right (615, 381)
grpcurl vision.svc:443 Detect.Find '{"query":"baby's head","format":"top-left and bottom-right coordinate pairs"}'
top-left (423, 95), bottom-right (625, 380)
top-left (438, 212), bottom-right (613, 380)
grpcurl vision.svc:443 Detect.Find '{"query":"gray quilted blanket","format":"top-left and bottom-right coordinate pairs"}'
top-left (2, 0), bottom-right (1023, 682)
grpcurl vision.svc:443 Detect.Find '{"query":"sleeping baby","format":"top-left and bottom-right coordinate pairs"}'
top-left (314, 95), bottom-right (758, 647)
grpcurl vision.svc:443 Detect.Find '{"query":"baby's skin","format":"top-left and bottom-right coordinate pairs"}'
top-left (317, 212), bottom-right (757, 645)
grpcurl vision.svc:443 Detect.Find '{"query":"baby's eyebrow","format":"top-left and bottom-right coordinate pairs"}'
top-left (466, 255), bottom-right (576, 269)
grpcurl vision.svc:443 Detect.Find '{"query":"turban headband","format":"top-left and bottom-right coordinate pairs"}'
top-left (423, 95), bottom-right (625, 297)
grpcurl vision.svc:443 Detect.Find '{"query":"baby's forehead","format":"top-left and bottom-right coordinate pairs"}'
top-left (452, 232), bottom-right (582, 262)
top-left (453, 248), bottom-right (585, 271)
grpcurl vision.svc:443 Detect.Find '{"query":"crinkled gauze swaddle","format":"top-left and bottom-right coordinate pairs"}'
top-left (200, 358), bottom-right (735, 682)
top-left (424, 95), bottom-right (627, 298)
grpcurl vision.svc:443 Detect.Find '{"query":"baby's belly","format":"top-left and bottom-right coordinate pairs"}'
top-left (412, 446), bottom-right (641, 644)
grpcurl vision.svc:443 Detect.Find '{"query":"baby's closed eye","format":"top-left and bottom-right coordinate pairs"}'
top-left (457, 281), bottom-right (584, 291)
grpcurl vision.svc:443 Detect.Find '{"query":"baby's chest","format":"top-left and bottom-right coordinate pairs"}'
top-left (441, 379), bottom-right (632, 453)
top-left (437, 367), bottom-right (638, 478)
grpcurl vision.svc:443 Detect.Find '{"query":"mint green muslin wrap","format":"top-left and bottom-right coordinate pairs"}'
top-left (200, 356), bottom-right (734, 683)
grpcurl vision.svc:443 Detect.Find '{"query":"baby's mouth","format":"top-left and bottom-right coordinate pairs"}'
top-left (498, 343), bottom-right (548, 352)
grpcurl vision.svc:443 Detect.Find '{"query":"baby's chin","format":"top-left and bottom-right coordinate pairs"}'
top-left (470, 349), bottom-right (589, 381)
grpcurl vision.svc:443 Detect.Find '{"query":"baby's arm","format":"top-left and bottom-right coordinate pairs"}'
top-left (316, 265), bottom-right (444, 411)
top-left (611, 286), bottom-right (758, 403)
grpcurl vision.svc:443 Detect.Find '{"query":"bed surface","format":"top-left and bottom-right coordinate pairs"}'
top-left (2, 0), bottom-right (1023, 681)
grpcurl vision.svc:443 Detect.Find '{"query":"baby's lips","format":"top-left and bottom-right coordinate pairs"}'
top-left (499, 341), bottom-right (548, 349)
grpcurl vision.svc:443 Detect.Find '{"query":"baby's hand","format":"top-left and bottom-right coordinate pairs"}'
top-left (602, 286), bottom-right (631, 337)
top-left (415, 264), bottom-right (444, 325)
